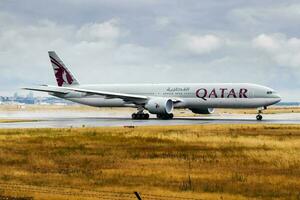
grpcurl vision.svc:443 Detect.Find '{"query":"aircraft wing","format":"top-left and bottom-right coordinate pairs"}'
top-left (63, 86), bottom-right (149, 101)
top-left (24, 85), bottom-right (182, 104)
top-left (24, 85), bottom-right (148, 103)
top-left (62, 87), bottom-right (183, 103)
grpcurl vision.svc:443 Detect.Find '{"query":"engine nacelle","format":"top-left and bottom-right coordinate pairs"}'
top-left (190, 108), bottom-right (214, 114)
top-left (145, 98), bottom-right (173, 114)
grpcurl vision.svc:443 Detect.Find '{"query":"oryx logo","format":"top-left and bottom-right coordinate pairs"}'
top-left (155, 103), bottom-right (160, 109)
top-left (50, 56), bottom-right (74, 86)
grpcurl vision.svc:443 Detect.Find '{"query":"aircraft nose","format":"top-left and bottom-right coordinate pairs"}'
top-left (273, 93), bottom-right (281, 104)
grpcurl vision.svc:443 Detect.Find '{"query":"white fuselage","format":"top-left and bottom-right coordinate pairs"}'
top-left (53, 83), bottom-right (281, 109)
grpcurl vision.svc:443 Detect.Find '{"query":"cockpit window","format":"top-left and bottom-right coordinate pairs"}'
top-left (267, 91), bottom-right (273, 94)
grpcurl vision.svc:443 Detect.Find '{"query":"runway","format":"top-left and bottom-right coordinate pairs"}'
top-left (0, 110), bottom-right (300, 128)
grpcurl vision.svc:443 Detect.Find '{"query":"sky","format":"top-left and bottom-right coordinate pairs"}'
top-left (0, 0), bottom-right (300, 101)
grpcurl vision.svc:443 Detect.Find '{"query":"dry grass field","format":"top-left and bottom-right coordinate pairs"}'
top-left (0, 125), bottom-right (300, 199)
top-left (0, 119), bottom-right (39, 123)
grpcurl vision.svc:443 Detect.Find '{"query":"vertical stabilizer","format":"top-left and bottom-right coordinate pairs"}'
top-left (48, 51), bottom-right (79, 87)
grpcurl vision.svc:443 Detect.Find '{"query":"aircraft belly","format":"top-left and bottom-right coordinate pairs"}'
top-left (64, 97), bottom-right (277, 109)
top-left (183, 98), bottom-right (274, 109)
top-left (66, 97), bottom-right (128, 107)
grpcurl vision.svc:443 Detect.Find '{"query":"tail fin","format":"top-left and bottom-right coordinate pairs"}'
top-left (48, 51), bottom-right (79, 87)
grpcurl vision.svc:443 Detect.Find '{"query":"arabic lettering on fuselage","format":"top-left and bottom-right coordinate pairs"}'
top-left (166, 87), bottom-right (190, 92)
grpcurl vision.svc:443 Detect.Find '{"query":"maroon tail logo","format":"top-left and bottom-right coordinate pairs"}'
top-left (50, 56), bottom-right (73, 86)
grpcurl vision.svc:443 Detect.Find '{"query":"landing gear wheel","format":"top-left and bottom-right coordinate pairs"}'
top-left (256, 114), bottom-right (262, 121)
top-left (144, 113), bottom-right (150, 119)
top-left (131, 113), bottom-right (149, 120)
top-left (157, 113), bottom-right (174, 120)
top-left (256, 107), bottom-right (265, 121)
top-left (132, 113), bottom-right (137, 119)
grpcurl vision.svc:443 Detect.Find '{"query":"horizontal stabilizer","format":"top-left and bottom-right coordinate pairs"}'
top-left (23, 86), bottom-right (68, 94)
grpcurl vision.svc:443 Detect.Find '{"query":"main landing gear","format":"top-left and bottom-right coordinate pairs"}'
top-left (157, 113), bottom-right (174, 120)
top-left (132, 112), bottom-right (149, 120)
top-left (131, 107), bottom-right (149, 120)
top-left (131, 107), bottom-right (174, 120)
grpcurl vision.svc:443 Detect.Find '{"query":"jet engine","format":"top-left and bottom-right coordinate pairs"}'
top-left (145, 98), bottom-right (173, 114)
top-left (189, 108), bottom-right (214, 114)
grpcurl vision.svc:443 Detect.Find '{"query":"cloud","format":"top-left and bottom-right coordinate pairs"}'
top-left (232, 4), bottom-right (300, 22)
top-left (252, 34), bottom-right (300, 68)
top-left (175, 34), bottom-right (224, 55)
top-left (1, 0), bottom-right (300, 100)
top-left (0, 12), bottom-right (172, 94)
top-left (0, 14), bottom-right (141, 89)
top-left (76, 19), bottom-right (122, 42)
top-left (155, 17), bottom-right (171, 29)
top-left (252, 34), bottom-right (279, 51)
top-left (229, 3), bottom-right (300, 35)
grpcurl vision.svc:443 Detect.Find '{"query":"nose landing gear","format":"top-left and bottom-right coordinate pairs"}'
top-left (256, 107), bottom-right (266, 121)
top-left (256, 114), bottom-right (263, 121)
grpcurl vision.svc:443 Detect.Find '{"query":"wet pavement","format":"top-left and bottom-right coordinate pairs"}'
top-left (0, 110), bottom-right (299, 128)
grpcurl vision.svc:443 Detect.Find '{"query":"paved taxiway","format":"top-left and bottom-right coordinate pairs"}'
top-left (0, 110), bottom-right (300, 128)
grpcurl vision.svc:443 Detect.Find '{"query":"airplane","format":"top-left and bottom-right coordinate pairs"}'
top-left (24, 51), bottom-right (281, 121)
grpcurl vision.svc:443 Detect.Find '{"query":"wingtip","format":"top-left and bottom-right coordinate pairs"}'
top-left (48, 51), bottom-right (55, 54)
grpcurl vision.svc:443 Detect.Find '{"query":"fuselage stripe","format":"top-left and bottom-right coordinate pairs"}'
top-left (50, 56), bottom-right (65, 70)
